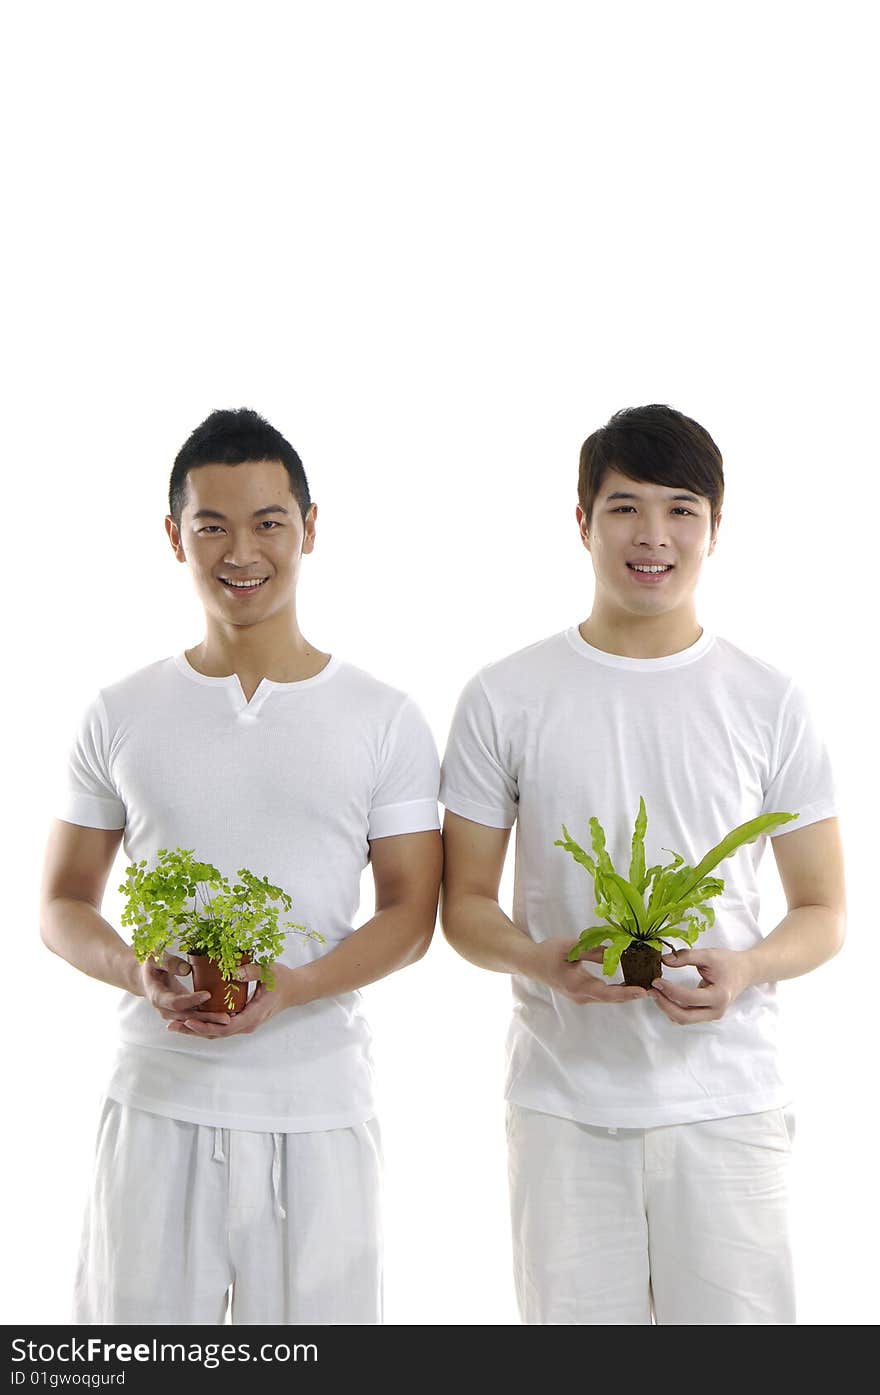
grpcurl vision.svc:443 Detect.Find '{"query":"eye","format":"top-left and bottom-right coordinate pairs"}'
top-left (259, 520), bottom-right (280, 529)
top-left (611, 505), bottom-right (696, 516)
top-left (198, 525), bottom-right (223, 534)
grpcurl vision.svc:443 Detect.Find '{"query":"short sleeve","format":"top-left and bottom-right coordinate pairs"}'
top-left (57, 693), bottom-right (127, 830)
top-left (440, 673), bottom-right (518, 829)
top-left (367, 697), bottom-right (441, 840)
top-left (762, 679), bottom-right (838, 835)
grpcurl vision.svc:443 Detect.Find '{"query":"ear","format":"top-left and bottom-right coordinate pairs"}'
top-left (165, 515), bottom-right (186, 563)
top-left (575, 503), bottom-right (591, 553)
top-left (301, 503), bottom-right (318, 555)
top-left (707, 508), bottom-right (722, 556)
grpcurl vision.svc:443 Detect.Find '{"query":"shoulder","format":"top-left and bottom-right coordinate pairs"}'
top-left (462, 631), bottom-right (572, 706)
top-left (85, 657), bottom-right (178, 723)
top-left (331, 660), bottom-right (423, 726)
top-left (707, 635), bottom-right (800, 704)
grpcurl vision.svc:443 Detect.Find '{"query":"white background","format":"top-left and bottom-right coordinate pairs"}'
top-left (3, 1), bottom-right (876, 1325)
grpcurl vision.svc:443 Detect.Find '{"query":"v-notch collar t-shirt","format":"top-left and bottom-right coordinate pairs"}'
top-left (440, 624), bottom-right (838, 1129)
top-left (59, 650), bottom-right (441, 1132)
top-left (172, 649), bottom-right (341, 717)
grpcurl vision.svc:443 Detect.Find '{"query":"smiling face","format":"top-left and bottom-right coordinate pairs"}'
top-left (576, 467), bottom-right (720, 621)
top-left (164, 459), bottom-right (316, 630)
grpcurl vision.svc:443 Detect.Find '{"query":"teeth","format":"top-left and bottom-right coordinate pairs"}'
top-left (630, 564), bottom-right (671, 573)
top-left (222, 578), bottom-right (266, 588)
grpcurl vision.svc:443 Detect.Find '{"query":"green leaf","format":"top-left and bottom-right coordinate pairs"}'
top-left (605, 871), bottom-right (648, 935)
top-left (645, 850), bottom-right (688, 920)
top-left (594, 871), bottom-right (638, 934)
top-left (567, 927), bottom-right (612, 961)
top-left (639, 863), bottom-right (664, 895)
top-left (652, 812), bottom-right (798, 925)
top-left (693, 811), bottom-right (799, 881)
top-left (671, 917), bottom-right (704, 946)
top-left (602, 933), bottom-right (634, 977)
top-left (628, 797), bottom-right (647, 891)
top-left (650, 877), bottom-right (725, 934)
top-left (554, 825), bottom-right (598, 880)
top-left (589, 817), bottom-right (616, 877)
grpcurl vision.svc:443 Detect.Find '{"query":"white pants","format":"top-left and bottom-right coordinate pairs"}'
top-left (507, 1102), bottom-right (795, 1325)
top-left (73, 1098), bottom-right (383, 1325)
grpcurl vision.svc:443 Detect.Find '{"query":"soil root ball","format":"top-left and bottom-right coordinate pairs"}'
top-left (620, 942), bottom-right (662, 989)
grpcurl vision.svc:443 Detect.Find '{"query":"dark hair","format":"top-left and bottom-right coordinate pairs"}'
top-left (168, 408), bottom-right (311, 525)
top-left (578, 404), bottom-right (724, 533)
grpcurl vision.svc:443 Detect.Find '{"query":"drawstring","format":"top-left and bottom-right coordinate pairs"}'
top-left (271, 1133), bottom-right (287, 1220)
top-left (212, 1125), bottom-right (285, 1220)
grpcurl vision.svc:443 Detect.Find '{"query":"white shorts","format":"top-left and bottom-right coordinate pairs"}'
top-left (73, 1097), bottom-right (383, 1325)
top-left (507, 1102), bottom-right (795, 1325)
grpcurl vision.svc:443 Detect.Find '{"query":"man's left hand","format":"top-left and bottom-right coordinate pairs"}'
top-left (649, 946), bottom-right (756, 1024)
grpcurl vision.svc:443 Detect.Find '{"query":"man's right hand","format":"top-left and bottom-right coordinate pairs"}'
top-left (527, 937), bottom-right (648, 1004)
top-left (139, 954), bottom-right (232, 1025)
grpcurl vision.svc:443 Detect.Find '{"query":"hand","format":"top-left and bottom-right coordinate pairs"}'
top-left (139, 953), bottom-right (231, 1026)
top-left (649, 946), bottom-right (755, 1024)
top-left (528, 937), bottom-right (649, 1005)
top-left (166, 962), bottom-right (309, 1038)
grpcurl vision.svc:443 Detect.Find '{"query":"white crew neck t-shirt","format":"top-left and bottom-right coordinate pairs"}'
top-left (58, 651), bottom-right (440, 1132)
top-left (440, 626), bottom-right (838, 1129)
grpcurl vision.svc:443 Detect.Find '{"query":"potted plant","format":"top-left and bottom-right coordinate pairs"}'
top-left (555, 798), bottom-right (798, 989)
top-left (119, 846), bottom-right (322, 1012)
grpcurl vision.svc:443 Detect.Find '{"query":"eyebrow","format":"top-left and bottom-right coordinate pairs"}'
top-left (190, 505), bottom-right (291, 521)
top-left (604, 490), bottom-right (702, 504)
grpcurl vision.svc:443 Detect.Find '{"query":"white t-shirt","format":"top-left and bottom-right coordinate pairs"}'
top-left (440, 626), bottom-right (838, 1129)
top-left (58, 651), bottom-right (440, 1132)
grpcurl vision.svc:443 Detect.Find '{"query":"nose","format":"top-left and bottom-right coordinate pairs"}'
top-left (222, 528), bottom-right (265, 567)
top-left (632, 507), bottom-right (671, 549)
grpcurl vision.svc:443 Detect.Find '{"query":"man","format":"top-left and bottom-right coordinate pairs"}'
top-left (40, 408), bottom-right (442, 1325)
top-left (440, 403), bottom-right (845, 1325)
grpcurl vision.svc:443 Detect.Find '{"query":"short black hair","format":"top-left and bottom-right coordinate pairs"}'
top-left (169, 408), bottom-right (311, 525)
top-left (578, 404), bottom-right (724, 534)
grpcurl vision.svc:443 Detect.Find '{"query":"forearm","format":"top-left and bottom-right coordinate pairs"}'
top-left (441, 890), bottom-right (537, 976)
top-left (40, 897), bottom-right (143, 996)
top-left (290, 901), bottom-right (435, 1005)
top-left (744, 904), bottom-right (846, 986)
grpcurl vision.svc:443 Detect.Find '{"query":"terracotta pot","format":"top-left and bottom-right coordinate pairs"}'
top-left (620, 941), bottom-right (662, 989)
top-left (188, 953), bottom-right (251, 1015)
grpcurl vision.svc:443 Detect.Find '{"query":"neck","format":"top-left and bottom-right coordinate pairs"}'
top-left (190, 609), bottom-right (330, 683)
top-left (579, 601), bottom-right (703, 660)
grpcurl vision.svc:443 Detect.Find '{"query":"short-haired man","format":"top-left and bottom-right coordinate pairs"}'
top-left (440, 404), bottom-right (845, 1324)
top-left (41, 408), bottom-right (442, 1325)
